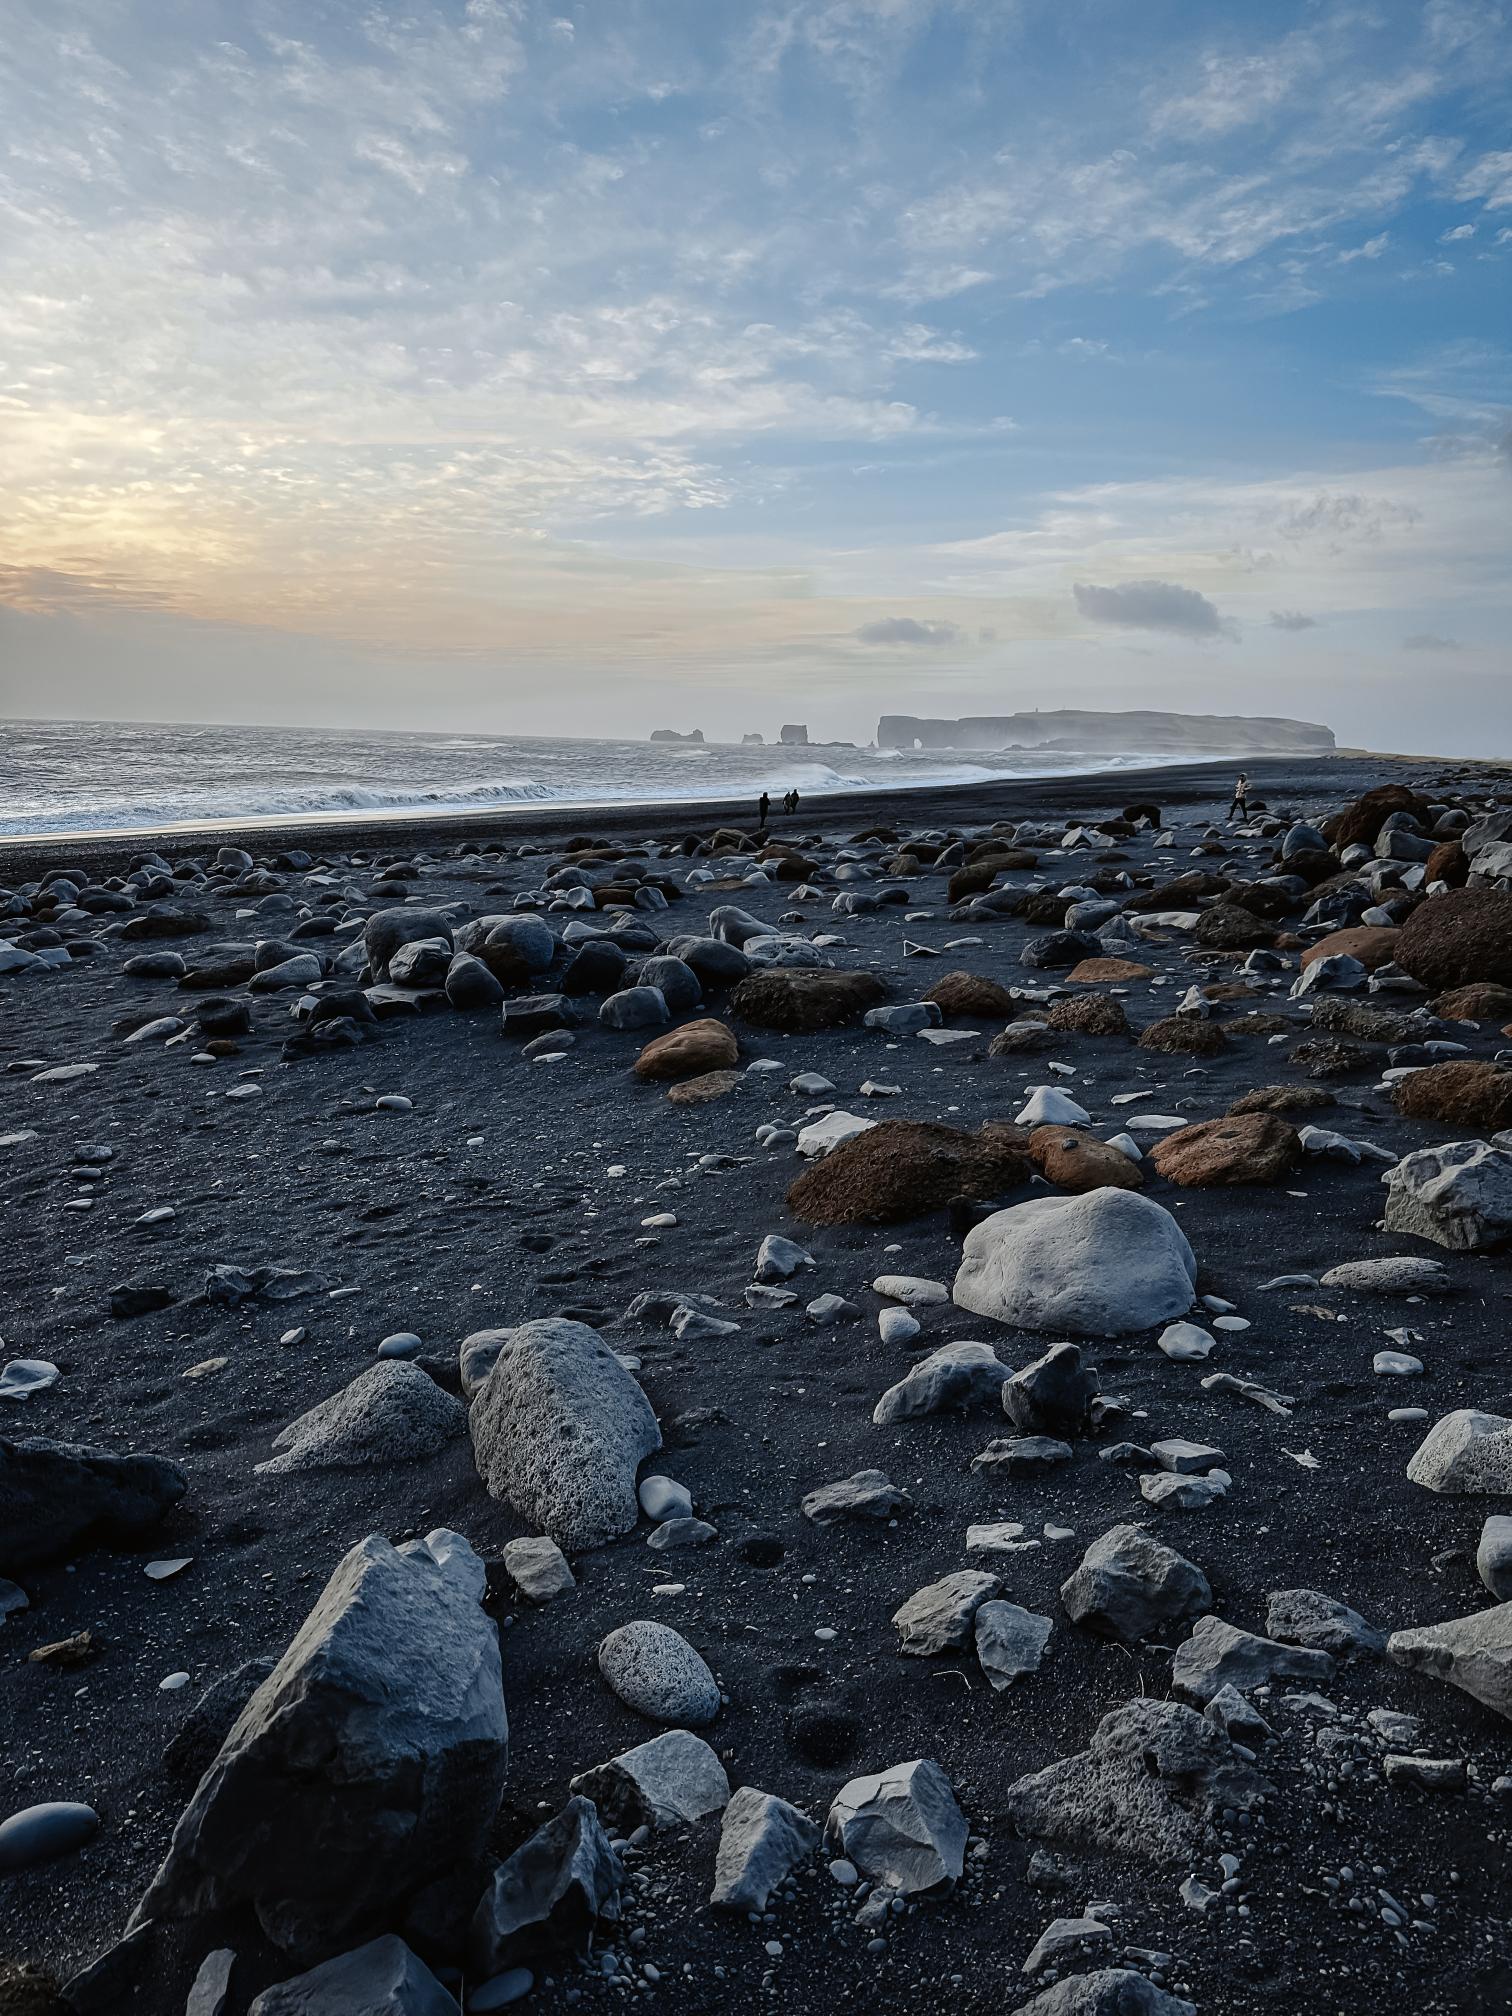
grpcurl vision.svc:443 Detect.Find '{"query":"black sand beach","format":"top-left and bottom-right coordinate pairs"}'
top-left (4, 750), bottom-right (1512, 2015)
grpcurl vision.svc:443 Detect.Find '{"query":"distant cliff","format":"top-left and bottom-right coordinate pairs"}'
top-left (649, 728), bottom-right (704, 743)
top-left (875, 709), bottom-right (1334, 755)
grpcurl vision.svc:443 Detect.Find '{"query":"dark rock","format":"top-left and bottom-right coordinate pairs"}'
top-left (1, 1436), bottom-right (187, 1575)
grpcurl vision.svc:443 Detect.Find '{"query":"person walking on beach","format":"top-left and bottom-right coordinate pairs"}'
top-left (758, 790), bottom-right (770, 830)
top-left (787, 788), bottom-right (800, 817)
top-left (1229, 772), bottom-right (1250, 820)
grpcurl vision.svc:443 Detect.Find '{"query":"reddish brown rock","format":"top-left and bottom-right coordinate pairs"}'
top-left (925, 971), bottom-right (1018, 1019)
top-left (634, 1018), bottom-right (740, 1082)
top-left (1426, 839), bottom-right (1468, 888)
top-left (1432, 983), bottom-right (1512, 1023)
top-left (1137, 1016), bottom-right (1228, 1057)
top-left (1300, 926), bottom-right (1400, 971)
top-left (1150, 1112), bottom-right (1303, 1187)
top-left (1066, 956), bottom-right (1154, 984)
top-left (1325, 784), bottom-right (1429, 851)
top-left (667, 1069), bottom-right (743, 1105)
top-left (1397, 889), bottom-right (1512, 992)
top-left (730, 969), bottom-right (887, 1032)
top-left (1028, 1126), bottom-right (1143, 1193)
top-left (786, 1121), bottom-right (1031, 1226)
top-left (1045, 992), bottom-right (1130, 1037)
top-left (1394, 1060), bottom-right (1512, 1131)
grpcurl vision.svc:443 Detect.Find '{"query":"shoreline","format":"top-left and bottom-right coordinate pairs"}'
top-left (0, 751), bottom-right (1358, 880)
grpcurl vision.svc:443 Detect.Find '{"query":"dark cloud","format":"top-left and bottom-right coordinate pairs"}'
top-left (853, 616), bottom-right (965, 647)
top-left (1072, 578), bottom-right (1223, 638)
top-left (1269, 609), bottom-right (1318, 630)
top-left (1403, 632), bottom-right (1463, 651)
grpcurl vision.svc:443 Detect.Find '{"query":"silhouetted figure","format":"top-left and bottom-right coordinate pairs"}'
top-left (788, 788), bottom-right (801, 817)
top-left (758, 790), bottom-right (771, 829)
top-left (1229, 772), bottom-right (1250, 819)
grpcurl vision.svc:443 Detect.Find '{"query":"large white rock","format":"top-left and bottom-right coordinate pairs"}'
top-left (952, 1189), bottom-right (1197, 1336)
top-left (1382, 1140), bottom-right (1512, 1251)
top-left (1015, 1087), bottom-right (1092, 1128)
top-left (132, 1531), bottom-right (506, 1961)
top-left (1406, 1410), bottom-right (1512, 1495)
top-left (795, 1111), bottom-right (877, 1158)
top-left (470, 1320), bottom-right (660, 1550)
top-left (824, 1759), bottom-right (966, 1894)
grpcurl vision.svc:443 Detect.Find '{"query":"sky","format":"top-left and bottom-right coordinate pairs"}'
top-left (0, 0), bottom-right (1509, 752)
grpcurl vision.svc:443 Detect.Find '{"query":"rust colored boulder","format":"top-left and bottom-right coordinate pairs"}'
top-left (1397, 890), bottom-right (1512, 993)
top-left (1066, 956), bottom-right (1153, 984)
top-left (1300, 926), bottom-right (1400, 971)
top-left (667, 1069), bottom-right (743, 1105)
top-left (1028, 1126), bottom-right (1142, 1194)
top-left (1193, 904), bottom-right (1278, 951)
top-left (1394, 1061), bottom-right (1512, 1132)
top-left (925, 971), bottom-right (1017, 1019)
top-left (988, 1022), bottom-right (1051, 1057)
top-left (634, 1019), bottom-right (740, 1082)
top-left (1325, 784), bottom-right (1428, 851)
top-left (1045, 992), bottom-right (1130, 1037)
top-left (1137, 1016), bottom-right (1228, 1057)
top-left (1229, 1084), bottom-right (1335, 1116)
top-left (947, 862), bottom-right (999, 903)
top-left (786, 1121), bottom-right (1031, 1226)
top-left (1290, 1037), bottom-right (1377, 1077)
top-left (1426, 839), bottom-right (1468, 887)
top-left (1127, 872), bottom-right (1229, 913)
top-left (730, 969), bottom-right (887, 1032)
top-left (1150, 1112), bottom-right (1303, 1187)
top-left (1433, 983), bottom-right (1512, 1024)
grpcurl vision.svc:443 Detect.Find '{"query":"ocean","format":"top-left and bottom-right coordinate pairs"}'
top-left (0, 718), bottom-right (1186, 840)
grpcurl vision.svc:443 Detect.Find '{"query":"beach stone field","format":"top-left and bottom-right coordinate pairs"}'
top-left (5, 757), bottom-right (1512, 2015)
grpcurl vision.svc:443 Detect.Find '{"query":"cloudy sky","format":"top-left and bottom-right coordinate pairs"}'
top-left (1, 0), bottom-right (1509, 749)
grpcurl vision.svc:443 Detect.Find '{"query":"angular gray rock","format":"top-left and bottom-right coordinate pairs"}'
top-left (710, 1786), bottom-right (820, 1912)
top-left (872, 1341), bottom-right (1010, 1425)
top-left (501, 1536), bottom-right (575, 1603)
top-left (1023, 1918), bottom-right (1114, 1976)
top-left (953, 1190), bottom-right (1197, 1336)
top-left (1407, 1409), bottom-right (1512, 1495)
top-left (825, 1759), bottom-right (967, 1894)
top-left (131, 1530), bottom-right (507, 1961)
top-left (1382, 1140), bottom-right (1512, 1251)
top-left (569, 1729), bottom-right (730, 1832)
top-left (467, 1796), bottom-right (621, 1975)
top-left (247, 1936), bottom-right (458, 2015)
top-left (1003, 1342), bottom-right (1098, 1437)
top-left (186, 1948), bottom-right (236, 2016)
top-left (754, 1234), bottom-right (814, 1283)
top-left (975, 1602), bottom-right (1053, 1690)
top-left (1060, 1525), bottom-right (1211, 1645)
top-left (1004, 1696), bottom-right (1268, 1866)
top-left (1171, 1614), bottom-right (1337, 1704)
top-left (892, 1570), bottom-right (1002, 1655)
top-left (470, 1319), bottom-right (660, 1550)
top-left (1477, 1515), bottom-right (1512, 1600)
top-left (1389, 1604), bottom-right (1512, 1721)
top-left (256, 1363), bottom-right (466, 1476)
top-left (801, 1469), bottom-right (911, 1525)
top-left (1, 1434), bottom-right (187, 1575)
top-left (1264, 1587), bottom-right (1386, 1657)
top-left (1012, 1970), bottom-right (1197, 2016)
top-left (597, 1620), bottom-right (720, 1726)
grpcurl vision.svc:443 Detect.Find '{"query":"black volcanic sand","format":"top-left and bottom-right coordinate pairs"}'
top-left (3, 752), bottom-right (1512, 2015)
